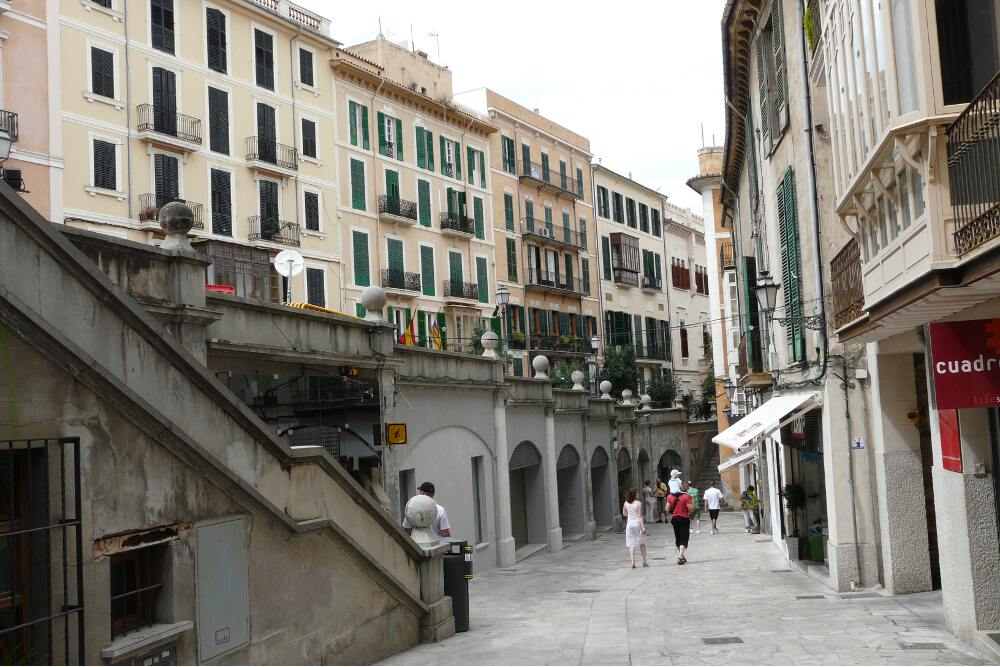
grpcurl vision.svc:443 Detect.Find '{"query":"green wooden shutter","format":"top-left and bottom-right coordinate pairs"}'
top-left (387, 237), bottom-right (403, 272)
top-left (742, 256), bottom-right (762, 372)
top-left (377, 111), bottom-right (387, 155)
top-left (416, 127), bottom-right (426, 168)
top-left (473, 197), bottom-right (484, 239)
top-left (467, 146), bottom-right (475, 184)
top-left (582, 258), bottom-right (590, 295)
top-left (479, 150), bottom-right (487, 188)
top-left (576, 167), bottom-right (583, 197)
top-left (458, 191), bottom-right (467, 217)
top-left (356, 302), bottom-right (366, 318)
top-left (506, 237), bottom-right (518, 282)
top-left (772, 0), bottom-right (787, 122)
top-left (418, 179), bottom-right (431, 226)
top-left (361, 105), bottom-right (370, 150)
top-left (438, 312), bottom-right (447, 350)
top-left (449, 251), bottom-right (462, 283)
top-left (541, 153), bottom-right (549, 181)
top-left (353, 230), bottom-right (369, 287)
top-left (418, 310), bottom-right (427, 346)
top-left (395, 118), bottom-right (404, 160)
top-left (349, 101), bottom-right (358, 146)
top-left (385, 169), bottom-right (400, 199)
top-left (476, 256), bottom-right (488, 303)
top-left (564, 254), bottom-right (574, 289)
top-left (562, 212), bottom-right (570, 243)
top-left (601, 236), bottom-right (612, 280)
top-left (426, 131), bottom-right (434, 171)
top-left (455, 141), bottom-right (462, 181)
top-left (421, 245), bottom-right (435, 295)
top-left (777, 169), bottom-right (805, 362)
top-left (756, 38), bottom-right (771, 152)
top-left (350, 158), bottom-right (366, 210)
top-left (440, 136), bottom-right (448, 176)
top-left (544, 206), bottom-right (553, 234)
top-left (521, 143), bottom-right (530, 174)
top-left (654, 253), bottom-right (662, 287)
top-left (525, 200), bottom-right (534, 230)
top-left (504, 193), bottom-right (514, 231)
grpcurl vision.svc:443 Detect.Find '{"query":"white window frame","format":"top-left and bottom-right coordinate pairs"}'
top-left (302, 187), bottom-right (323, 234)
top-left (88, 133), bottom-right (124, 194)
top-left (147, 0), bottom-right (180, 56)
top-left (296, 43), bottom-right (317, 90)
top-left (203, 3), bottom-right (231, 74)
top-left (204, 82), bottom-right (232, 155)
top-left (249, 23), bottom-right (278, 91)
top-left (350, 226), bottom-right (370, 289)
top-left (205, 164), bottom-right (235, 238)
top-left (85, 40), bottom-right (120, 106)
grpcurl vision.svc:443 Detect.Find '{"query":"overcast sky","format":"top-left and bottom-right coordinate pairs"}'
top-left (298, 0), bottom-right (727, 213)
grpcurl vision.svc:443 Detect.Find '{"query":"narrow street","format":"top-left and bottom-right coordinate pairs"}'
top-left (383, 513), bottom-right (990, 666)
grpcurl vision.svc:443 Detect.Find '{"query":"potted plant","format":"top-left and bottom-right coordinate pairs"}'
top-left (260, 216), bottom-right (281, 241)
top-left (510, 331), bottom-right (526, 349)
top-left (782, 483), bottom-right (807, 558)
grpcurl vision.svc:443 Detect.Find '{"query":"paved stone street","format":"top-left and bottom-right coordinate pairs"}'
top-left (383, 512), bottom-right (991, 666)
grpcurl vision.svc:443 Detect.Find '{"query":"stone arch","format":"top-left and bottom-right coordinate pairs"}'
top-left (616, 448), bottom-right (633, 505)
top-left (509, 441), bottom-right (545, 548)
top-left (589, 445), bottom-right (613, 527)
top-left (556, 444), bottom-right (584, 534)
top-left (637, 448), bottom-right (652, 488)
top-left (657, 448), bottom-right (684, 483)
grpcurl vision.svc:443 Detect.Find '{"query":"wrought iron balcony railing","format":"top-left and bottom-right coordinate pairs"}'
top-left (245, 136), bottom-right (299, 171)
top-left (947, 71), bottom-right (1000, 256)
top-left (136, 104), bottom-right (202, 144)
top-left (521, 219), bottom-right (585, 249)
top-left (519, 159), bottom-right (581, 198)
top-left (642, 275), bottom-right (662, 290)
top-left (0, 109), bottom-right (18, 142)
top-left (720, 241), bottom-right (735, 269)
top-left (613, 267), bottom-right (640, 287)
top-left (381, 269), bottom-right (421, 292)
top-left (441, 163), bottom-right (455, 178)
top-left (138, 193), bottom-right (204, 229)
top-left (378, 194), bottom-right (418, 221)
top-left (440, 212), bottom-right (476, 236)
top-left (831, 239), bottom-right (865, 328)
top-left (531, 335), bottom-right (588, 354)
top-left (524, 267), bottom-right (585, 294)
top-left (248, 215), bottom-right (301, 246)
top-left (443, 280), bottom-right (479, 300)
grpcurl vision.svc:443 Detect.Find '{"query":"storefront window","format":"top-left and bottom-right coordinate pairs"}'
top-left (892, 0), bottom-right (921, 113)
top-left (936, 0), bottom-right (1000, 105)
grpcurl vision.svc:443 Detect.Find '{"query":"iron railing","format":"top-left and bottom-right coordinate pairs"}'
top-left (136, 104), bottom-right (202, 144)
top-left (381, 269), bottom-right (421, 292)
top-left (378, 195), bottom-right (418, 221)
top-left (831, 239), bottom-right (865, 328)
top-left (521, 219), bottom-right (585, 249)
top-left (287, 375), bottom-right (378, 404)
top-left (947, 71), bottom-right (1000, 256)
top-left (137, 193), bottom-right (204, 229)
top-left (519, 159), bottom-right (581, 198)
top-left (531, 335), bottom-right (588, 354)
top-left (440, 212), bottom-right (476, 236)
top-left (0, 109), bottom-right (18, 142)
top-left (524, 267), bottom-right (585, 294)
top-left (642, 275), bottom-right (662, 290)
top-left (245, 136), bottom-right (299, 171)
top-left (0, 438), bottom-right (84, 665)
top-left (443, 280), bottom-right (479, 300)
top-left (720, 241), bottom-right (735, 268)
top-left (248, 215), bottom-right (300, 246)
top-left (441, 163), bottom-right (455, 178)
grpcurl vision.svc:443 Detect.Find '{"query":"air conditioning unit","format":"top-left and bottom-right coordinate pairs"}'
top-left (2, 168), bottom-right (23, 191)
top-left (540, 227), bottom-right (554, 239)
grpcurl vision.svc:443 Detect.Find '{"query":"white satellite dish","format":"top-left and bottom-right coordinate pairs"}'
top-left (273, 249), bottom-right (304, 303)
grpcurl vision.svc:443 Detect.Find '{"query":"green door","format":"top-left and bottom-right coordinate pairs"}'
top-left (387, 237), bottom-right (403, 272)
top-left (449, 251), bottom-right (463, 284)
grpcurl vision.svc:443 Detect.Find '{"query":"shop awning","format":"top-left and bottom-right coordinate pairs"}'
top-left (718, 447), bottom-right (757, 473)
top-left (712, 392), bottom-right (822, 451)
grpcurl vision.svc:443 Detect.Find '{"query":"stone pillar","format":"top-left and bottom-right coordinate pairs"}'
top-left (380, 366), bottom-right (401, 520)
top-left (418, 544), bottom-right (456, 642)
top-left (582, 411), bottom-right (597, 540)
top-left (542, 406), bottom-right (563, 553)
top-left (493, 389), bottom-right (516, 567)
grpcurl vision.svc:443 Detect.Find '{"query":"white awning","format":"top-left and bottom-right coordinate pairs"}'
top-left (712, 392), bottom-right (822, 451)
top-left (718, 447), bottom-right (757, 473)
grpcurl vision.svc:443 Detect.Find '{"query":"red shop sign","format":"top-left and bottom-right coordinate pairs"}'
top-left (928, 318), bottom-right (1000, 410)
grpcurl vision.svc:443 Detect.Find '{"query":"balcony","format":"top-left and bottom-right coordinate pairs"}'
top-left (531, 335), bottom-right (588, 356)
top-left (519, 159), bottom-right (581, 199)
top-left (0, 109), bottom-right (18, 143)
top-left (440, 212), bottom-right (476, 237)
top-left (136, 104), bottom-right (202, 151)
top-left (381, 269), bottom-right (421, 296)
top-left (248, 215), bottom-right (300, 247)
top-left (443, 280), bottom-right (479, 303)
top-left (521, 219), bottom-right (584, 250)
top-left (245, 136), bottom-right (299, 176)
top-left (524, 267), bottom-right (585, 295)
top-left (641, 275), bottom-right (662, 291)
top-left (635, 344), bottom-right (667, 361)
top-left (138, 193), bottom-right (204, 230)
top-left (249, 0), bottom-right (332, 36)
top-left (612, 267), bottom-right (639, 287)
top-left (720, 241), bottom-right (735, 269)
top-left (831, 239), bottom-right (865, 329)
top-left (378, 195), bottom-right (418, 224)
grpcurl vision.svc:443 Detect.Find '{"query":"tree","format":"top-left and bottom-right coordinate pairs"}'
top-left (647, 368), bottom-right (677, 407)
top-left (598, 345), bottom-right (638, 398)
top-left (552, 360), bottom-right (587, 390)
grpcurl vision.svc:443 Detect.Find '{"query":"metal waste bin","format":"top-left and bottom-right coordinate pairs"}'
top-left (441, 538), bottom-right (473, 632)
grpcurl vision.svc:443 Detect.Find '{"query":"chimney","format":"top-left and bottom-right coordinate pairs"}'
top-left (532, 107), bottom-right (539, 114)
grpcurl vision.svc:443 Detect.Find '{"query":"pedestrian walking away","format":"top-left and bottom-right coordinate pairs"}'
top-left (654, 477), bottom-right (667, 523)
top-left (622, 489), bottom-right (649, 568)
top-left (703, 481), bottom-right (724, 534)
top-left (642, 480), bottom-right (655, 524)
top-left (667, 483), bottom-right (694, 564)
top-left (668, 469), bottom-right (683, 495)
top-left (686, 480), bottom-right (702, 534)
top-left (741, 485), bottom-right (760, 533)
top-left (402, 482), bottom-right (452, 537)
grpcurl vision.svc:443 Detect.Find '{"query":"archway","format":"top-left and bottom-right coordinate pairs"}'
top-left (616, 448), bottom-right (632, 506)
top-left (556, 444), bottom-right (583, 535)
top-left (509, 441), bottom-right (545, 548)
top-left (658, 449), bottom-right (683, 484)
top-left (590, 447), bottom-right (613, 528)
top-left (637, 449), bottom-right (652, 489)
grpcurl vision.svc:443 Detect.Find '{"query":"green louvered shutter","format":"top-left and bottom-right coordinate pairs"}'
top-left (525, 200), bottom-right (534, 231)
top-left (446, 187), bottom-right (455, 215)
top-left (353, 230), bottom-right (369, 286)
top-left (426, 131), bottom-right (434, 171)
top-left (772, 0), bottom-right (787, 125)
top-left (562, 212), bottom-right (570, 243)
top-left (476, 256), bottom-right (488, 303)
top-left (467, 146), bottom-right (475, 184)
top-left (440, 136), bottom-right (448, 176)
top-left (576, 167), bottom-right (583, 197)
top-left (385, 169), bottom-right (400, 200)
top-left (418, 310), bottom-right (427, 346)
top-left (541, 153), bottom-right (549, 181)
top-left (521, 143), bottom-right (530, 174)
top-left (449, 251), bottom-right (462, 284)
top-left (742, 256), bottom-right (762, 372)
top-left (438, 312), bottom-right (447, 350)
top-left (473, 197), bottom-right (484, 239)
top-left (582, 258), bottom-right (590, 295)
top-left (455, 141), bottom-right (462, 181)
top-left (395, 118), bottom-right (404, 160)
top-left (504, 193), bottom-right (514, 231)
top-left (361, 105), bottom-right (370, 150)
top-left (777, 169), bottom-right (805, 362)
top-left (387, 237), bottom-right (403, 272)
top-left (654, 253), bottom-right (662, 288)
top-left (559, 160), bottom-right (567, 190)
top-left (506, 237), bottom-right (518, 282)
top-left (377, 111), bottom-right (387, 156)
top-left (416, 127), bottom-right (426, 168)
top-left (564, 254), bottom-right (574, 289)
top-left (458, 191), bottom-right (467, 217)
top-left (756, 38), bottom-right (771, 152)
top-left (421, 245), bottom-right (435, 296)
top-left (418, 179), bottom-right (431, 226)
top-left (356, 302), bottom-right (366, 318)
top-left (601, 236), bottom-right (612, 280)
top-left (479, 150), bottom-right (487, 188)
top-left (350, 158), bottom-right (366, 210)
top-left (349, 101), bottom-right (358, 146)
top-left (544, 207), bottom-right (553, 235)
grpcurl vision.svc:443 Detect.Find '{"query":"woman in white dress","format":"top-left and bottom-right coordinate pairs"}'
top-left (622, 489), bottom-right (649, 568)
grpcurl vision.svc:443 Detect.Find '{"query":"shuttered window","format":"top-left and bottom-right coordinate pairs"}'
top-left (387, 237), bottom-right (404, 272)
top-left (350, 158), bottom-right (365, 211)
top-left (254, 29), bottom-right (274, 90)
top-left (473, 197), bottom-right (484, 239)
top-left (304, 191), bottom-right (320, 231)
top-left (504, 193), bottom-right (514, 231)
top-left (576, 167), bottom-right (584, 197)
top-left (626, 198), bottom-right (637, 227)
top-left (415, 126), bottom-right (434, 170)
top-left (581, 258), bottom-right (590, 295)
top-left (206, 7), bottom-right (226, 73)
top-left (420, 245), bottom-right (435, 296)
top-left (601, 236), bottom-right (612, 280)
top-left (208, 87), bottom-right (229, 154)
top-left (449, 251), bottom-right (463, 285)
top-left (777, 168), bottom-right (805, 362)
top-left (299, 47), bottom-right (314, 86)
top-left (540, 153), bottom-right (550, 181)
top-left (612, 192), bottom-right (623, 223)
top-left (579, 218), bottom-right (588, 250)
top-left (150, 0), bottom-right (174, 54)
top-left (93, 139), bottom-right (117, 190)
top-left (742, 256), bottom-right (763, 372)
top-left (417, 179), bottom-right (431, 226)
top-left (506, 237), bottom-right (517, 282)
top-left (638, 203), bottom-right (649, 232)
top-left (476, 257), bottom-right (488, 303)
top-left (301, 118), bottom-right (317, 158)
top-left (306, 267), bottom-right (325, 307)
top-left (467, 146), bottom-right (476, 185)
top-left (353, 230), bottom-right (370, 287)
top-left (349, 101), bottom-right (370, 149)
top-left (210, 169), bottom-right (231, 236)
top-left (651, 208), bottom-right (661, 236)
top-left (501, 136), bottom-right (515, 173)
top-left (153, 153), bottom-right (179, 205)
top-left (596, 186), bottom-right (609, 218)
top-left (559, 160), bottom-right (567, 190)
top-left (520, 143), bottom-right (530, 174)
top-left (91, 47), bottom-right (115, 99)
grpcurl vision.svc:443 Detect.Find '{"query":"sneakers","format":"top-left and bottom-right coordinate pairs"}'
top-left (696, 529), bottom-right (702, 534)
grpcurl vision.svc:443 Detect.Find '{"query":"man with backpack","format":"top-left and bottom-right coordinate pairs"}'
top-left (667, 483), bottom-right (694, 565)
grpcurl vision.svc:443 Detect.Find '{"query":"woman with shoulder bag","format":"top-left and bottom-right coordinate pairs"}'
top-left (667, 482), bottom-right (694, 565)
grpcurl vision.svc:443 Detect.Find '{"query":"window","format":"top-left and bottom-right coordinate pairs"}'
top-left (208, 87), bottom-right (229, 154)
top-left (626, 198), bottom-right (637, 228)
top-left (110, 545), bottom-right (166, 638)
top-left (304, 190), bottom-right (320, 231)
top-left (559, 160), bottom-right (568, 190)
top-left (671, 257), bottom-right (691, 289)
top-left (501, 135), bottom-right (516, 173)
top-left (415, 126), bottom-right (435, 170)
top-left (506, 237), bottom-right (518, 282)
top-left (418, 179), bottom-right (431, 227)
top-left (420, 245), bottom-right (435, 296)
top-left (651, 208), bottom-right (662, 236)
top-left (299, 47), bottom-right (314, 87)
top-left (467, 148), bottom-right (486, 188)
top-left (471, 456), bottom-right (485, 545)
top-left (91, 46), bottom-right (115, 99)
top-left (521, 143), bottom-right (530, 174)
top-left (350, 158), bottom-right (365, 210)
top-left (210, 169), bottom-right (231, 236)
top-left (609, 232), bottom-right (640, 285)
top-left (476, 256), bottom-right (488, 303)
top-left (540, 153), bottom-right (550, 181)
top-left (93, 138), bottom-right (117, 190)
top-left (349, 101), bottom-right (370, 149)
top-left (777, 168), bottom-right (805, 362)
top-left (301, 118), bottom-right (317, 158)
top-left (150, 0), bottom-right (174, 54)
top-left (638, 203), bottom-right (649, 233)
top-left (206, 7), bottom-right (227, 73)
top-left (576, 167), bottom-right (584, 198)
top-left (153, 153), bottom-right (179, 208)
top-left (441, 137), bottom-right (460, 178)
top-left (254, 28), bottom-right (274, 90)
top-left (504, 193), bottom-right (514, 231)
top-left (756, 0), bottom-right (788, 152)
top-left (579, 218), bottom-right (587, 249)
top-left (612, 192), bottom-right (624, 223)
top-left (601, 236), bottom-right (612, 280)
top-left (352, 230), bottom-right (370, 286)
top-left (306, 267), bottom-right (325, 307)
top-left (378, 112), bottom-right (403, 160)
top-left (582, 257), bottom-right (590, 295)
top-left (203, 243), bottom-right (277, 300)
top-left (936, 0), bottom-right (1000, 106)
top-left (596, 185), bottom-right (610, 218)
top-left (473, 197), bottom-right (485, 239)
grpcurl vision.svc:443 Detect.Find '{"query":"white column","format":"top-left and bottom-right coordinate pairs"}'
top-left (543, 406), bottom-right (563, 553)
top-left (493, 390), bottom-right (516, 567)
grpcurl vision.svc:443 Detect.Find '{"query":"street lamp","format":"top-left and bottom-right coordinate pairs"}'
top-left (496, 286), bottom-right (511, 376)
top-left (588, 334), bottom-right (600, 395)
top-left (754, 269), bottom-right (825, 330)
top-left (496, 286), bottom-right (510, 307)
top-left (724, 380), bottom-right (736, 402)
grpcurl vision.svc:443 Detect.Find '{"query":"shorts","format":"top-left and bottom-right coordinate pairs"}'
top-left (671, 516), bottom-right (691, 548)
top-left (709, 508), bottom-right (720, 520)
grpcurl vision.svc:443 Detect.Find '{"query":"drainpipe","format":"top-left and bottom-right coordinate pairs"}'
top-left (857, 365), bottom-right (883, 586)
top-left (123, 0), bottom-right (133, 220)
top-left (842, 355), bottom-right (863, 588)
top-left (592, 164), bottom-right (605, 377)
top-left (289, 29), bottom-right (302, 297)
top-left (660, 197), bottom-right (676, 385)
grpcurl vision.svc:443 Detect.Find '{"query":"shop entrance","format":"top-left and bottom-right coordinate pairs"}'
top-left (781, 410), bottom-right (827, 563)
top-left (914, 354), bottom-right (942, 590)
top-left (590, 447), bottom-right (613, 528)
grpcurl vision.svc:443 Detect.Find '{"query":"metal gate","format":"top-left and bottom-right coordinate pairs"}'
top-left (509, 442), bottom-right (541, 471)
top-left (0, 437), bottom-right (84, 665)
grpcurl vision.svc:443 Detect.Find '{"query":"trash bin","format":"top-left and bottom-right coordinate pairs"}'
top-left (441, 538), bottom-right (473, 632)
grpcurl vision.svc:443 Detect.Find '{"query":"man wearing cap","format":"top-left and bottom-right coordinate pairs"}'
top-left (403, 482), bottom-right (452, 537)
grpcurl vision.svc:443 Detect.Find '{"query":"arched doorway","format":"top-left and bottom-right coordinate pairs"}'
top-left (556, 444), bottom-right (583, 535)
top-left (509, 441), bottom-right (545, 548)
top-left (590, 447), bottom-right (613, 528)
top-left (637, 449), bottom-right (652, 489)
top-left (658, 449), bottom-right (683, 484)
top-left (616, 448), bottom-right (632, 506)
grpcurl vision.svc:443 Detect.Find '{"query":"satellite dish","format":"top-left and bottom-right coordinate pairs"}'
top-left (274, 249), bottom-right (304, 277)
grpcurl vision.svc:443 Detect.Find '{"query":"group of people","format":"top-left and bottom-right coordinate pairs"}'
top-left (623, 470), bottom-right (724, 567)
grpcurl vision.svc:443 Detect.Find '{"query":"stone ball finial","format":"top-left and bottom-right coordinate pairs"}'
top-left (404, 494), bottom-right (440, 547)
top-left (481, 330), bottom-right (499, 358)
top-left (599, 380), bottom-right (613, 400)
top-left (360, 286), bottom-right (387, 322)
top-left (640, 394), bottom-right (652, 411)
top-left (159, 201), bottom-right (194, 251)
top-left (532, 355), bottom-right (550, 380)
top-left (571, 370), bottom-right (585, 391)
top-left (621, 389), bottom-right (634, 406)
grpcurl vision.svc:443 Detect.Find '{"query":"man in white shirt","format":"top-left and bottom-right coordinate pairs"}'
top-left (403, 482), bottom-right (452, 537)
top-left (702, 481), bottom-right (725, 534)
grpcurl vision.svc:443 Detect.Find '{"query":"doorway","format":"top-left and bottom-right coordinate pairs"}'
top-left (914, 353), bottom-right (942, 589)
top-left (590, 447), bottom-right (613, 528)
top-left (616, 449), bottom-right (632, 506)
top-left (509, 441), bottom-right (544, 548)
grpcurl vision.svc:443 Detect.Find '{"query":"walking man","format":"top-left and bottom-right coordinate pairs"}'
top-left (654, 477), bottom-right (667, 523)
top-left (686, 480), bottom-right (702, 534)
top-left (667, 482), bottom-right (694, 565)
top-left (703, 481), bottom-right (725, 534)
top-left (402, 482), bottom-right (452, 537)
